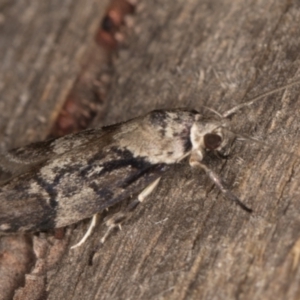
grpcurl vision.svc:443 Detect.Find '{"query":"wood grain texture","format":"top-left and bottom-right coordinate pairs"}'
top-left (0, 0), bottom-right (109, 299)
top-left (0, 0), bottom-right (108, 148)
top-left (2, 0), bottom-right (300, 299)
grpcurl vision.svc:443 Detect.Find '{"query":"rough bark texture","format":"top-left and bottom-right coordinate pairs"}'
top-left (2, 0), bottom-right (300, 299)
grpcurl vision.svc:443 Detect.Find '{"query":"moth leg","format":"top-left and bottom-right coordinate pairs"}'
top-left (127, 177), bottom-right (162, 211)
top-left (71, 214), bottom-right (98, 249)
top-left (189, 152), bottom-right (252, 213)
top-left (100, 177), bottom-right (161, 245)
top-left (71, 178), bottom-right (161, 250)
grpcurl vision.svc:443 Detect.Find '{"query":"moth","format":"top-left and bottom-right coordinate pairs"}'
top-left (0, 81), bottom-right (298, 248)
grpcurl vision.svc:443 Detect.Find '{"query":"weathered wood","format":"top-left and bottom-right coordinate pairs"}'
top-left (0, 0), bottom-right (109, 299)
top-left (2, 0), bottom-right (300, 299)
top-left (0, 0), bottom-right (108, 148)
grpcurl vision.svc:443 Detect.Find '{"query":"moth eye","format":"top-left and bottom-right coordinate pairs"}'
top-left (204, 133), bottom-right (222, 150)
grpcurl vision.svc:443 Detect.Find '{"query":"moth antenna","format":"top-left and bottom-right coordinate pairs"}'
top-left (223, 80), bottom-right (300, 118)
top-left (224, 128), bottom-right (300, 160)
top-left (202, 106), bottom-right (223, 119)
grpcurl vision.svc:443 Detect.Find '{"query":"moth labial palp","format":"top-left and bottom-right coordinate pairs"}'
top-left (0, 80), bottom-right (300, 249)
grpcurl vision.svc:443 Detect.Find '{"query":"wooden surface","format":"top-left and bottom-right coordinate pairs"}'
top-left (0, 0), bottom-right (109, 299)
top-left (2, 0), bottom-right (300, 299)
top-left (0, 0), bottom-right (108, 147)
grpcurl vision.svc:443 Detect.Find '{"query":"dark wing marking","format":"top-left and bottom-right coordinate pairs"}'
top-left (0, 129), bottom-right (105, 184)
top-left (0, 129), bottom-right (167, 232)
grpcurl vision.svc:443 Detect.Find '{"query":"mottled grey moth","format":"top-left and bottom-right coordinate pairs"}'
top-left (0, 81), bottom-right (298, 248)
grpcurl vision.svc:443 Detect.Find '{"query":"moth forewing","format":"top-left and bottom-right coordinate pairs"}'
top-left (0, 129), bottom-right (106, 184)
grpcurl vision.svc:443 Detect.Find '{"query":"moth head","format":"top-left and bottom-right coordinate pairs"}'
top-left (190, 115), bottom-right (231, 161)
